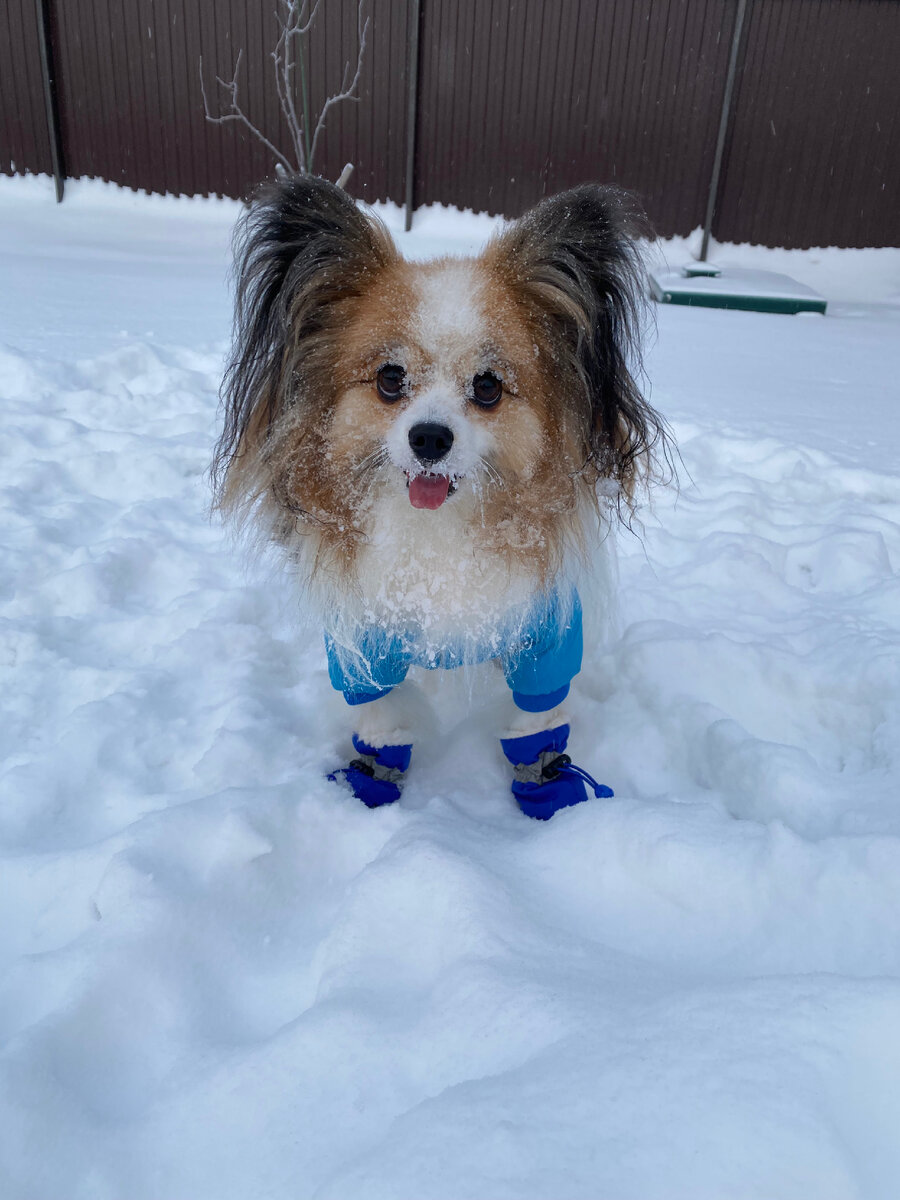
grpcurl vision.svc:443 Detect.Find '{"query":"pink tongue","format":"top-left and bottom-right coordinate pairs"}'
top-left (408, 473), bottom-right (451, 510)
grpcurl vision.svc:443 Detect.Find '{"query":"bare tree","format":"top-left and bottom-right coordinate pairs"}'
top-left (200, 0), bottom-right (369, 180)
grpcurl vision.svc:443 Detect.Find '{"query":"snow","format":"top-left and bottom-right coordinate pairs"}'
top-left (2, 173), bottom-right (900, 1199)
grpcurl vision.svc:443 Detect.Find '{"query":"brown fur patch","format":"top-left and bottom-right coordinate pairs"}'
top-left (471, 256), bottom-right (603, 579)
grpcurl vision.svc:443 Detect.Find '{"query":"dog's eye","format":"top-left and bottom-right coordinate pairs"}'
top-left (376, 364), bottom-right (406, 402)
top-left (472, 372), bottom-right (502, 408)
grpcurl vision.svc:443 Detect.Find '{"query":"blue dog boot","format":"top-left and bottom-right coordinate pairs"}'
top-left (500, 724), bottom-right (613, 820)
top-left (329, 734), bottom-right (412, 808)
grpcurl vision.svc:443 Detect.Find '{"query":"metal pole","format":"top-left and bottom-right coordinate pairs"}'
top-left (404, 0), bottom-right (421, 232)
top-left (699, 0), bottom-right (749, 262)
top-left (35, 0), bottom-right (66, 203)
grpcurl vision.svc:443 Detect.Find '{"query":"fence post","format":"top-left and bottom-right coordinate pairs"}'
top-left (699, 0), bottom-right (749, 261)
top-left (404, 0), bottom-right (422, 231)
top-left (34, 0), bottom-right (66, 202)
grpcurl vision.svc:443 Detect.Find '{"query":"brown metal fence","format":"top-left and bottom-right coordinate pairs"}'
top-left (413, 0), bottom-right (741, 234)
top-left (714, 0), bottom-right (900, 249)
top-left (1, 0), bottom-right (898, 248)
top-left (1, 0), bottom-right (53, 179)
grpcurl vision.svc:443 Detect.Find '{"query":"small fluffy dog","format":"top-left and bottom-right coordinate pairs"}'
top-left (213, 176), bottom-right (666, 818)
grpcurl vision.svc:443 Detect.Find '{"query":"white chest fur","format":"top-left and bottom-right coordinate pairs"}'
top-left (350, 482), bottom-right (533, 644)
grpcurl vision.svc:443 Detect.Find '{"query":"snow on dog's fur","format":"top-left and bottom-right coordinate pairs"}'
top-left (212, 175), bottom-right (667, 704)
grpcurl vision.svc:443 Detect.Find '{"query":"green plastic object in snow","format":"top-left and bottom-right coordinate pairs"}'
top-left (649, 264), bottom-right (827, 315)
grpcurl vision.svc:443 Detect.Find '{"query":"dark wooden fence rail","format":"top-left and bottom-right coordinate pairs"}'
top-left (1, 0), bottom-right (898, 248)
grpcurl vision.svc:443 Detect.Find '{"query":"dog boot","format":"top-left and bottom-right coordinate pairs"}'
top-left (329, 734), bottom-right (412, 808)
top-left (500, 724), bottom-right (613, 820)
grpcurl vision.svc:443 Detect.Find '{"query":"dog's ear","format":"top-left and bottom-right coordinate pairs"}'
top-left (212, 174), bottom-right (397, 497)
top-left (487, 185), bottom-right (667, 496)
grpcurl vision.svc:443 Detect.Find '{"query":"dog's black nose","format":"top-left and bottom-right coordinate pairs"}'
top-left (408, 422), bottom-right (454, 464)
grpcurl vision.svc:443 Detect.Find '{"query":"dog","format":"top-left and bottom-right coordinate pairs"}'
top-left (212, 175), bottom-right (666, 818)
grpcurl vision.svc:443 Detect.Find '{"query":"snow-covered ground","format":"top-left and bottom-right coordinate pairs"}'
top-left (2, 174), bottom-right (900, 1200)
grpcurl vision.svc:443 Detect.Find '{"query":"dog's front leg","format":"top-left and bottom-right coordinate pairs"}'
top-left (353, 683), bottom-right (422, 749)
top-left (498, 592), bottom-right (614, 819)
top-left (329, 684), bottom-right (425, 809)
top-left (502, 700), bottom-right (569, 740)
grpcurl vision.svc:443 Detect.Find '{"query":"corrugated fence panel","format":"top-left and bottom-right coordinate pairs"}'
top-left (716, 0), bottom-right (900, 248)
top-left (304, 0), bottom-right (409, 203)
top-left (47, 0), bottom-right (404, 202)
top-left (0, 0), bottom-right (53, 178)
top-left (54, 0), bottom-right (276, 196)
top-left (414, 0), bottom-right (738, 237)
top-left (2, 0), bottom-right (898, 247)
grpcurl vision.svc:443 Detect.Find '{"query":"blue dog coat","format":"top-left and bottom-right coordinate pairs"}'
top-left (326, 589), bottom-right (583, 714)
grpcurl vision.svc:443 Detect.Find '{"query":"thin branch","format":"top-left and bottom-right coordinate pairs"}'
top-left (284, 2), bottom-right (310, 166)
top-left (294, 0), bottom-right (322, 38)
top-left (271, 23), bottom-right (304, 170)
top-left (308, 3), bottom-right (369, 173)
top-left (295, 12), bottom-right (313, 167)
top-left (200, 50), bottom-right (294, 174)
top-left (281, 0), bottom-right (321, 169)
top-left (200, 0), bottom-right (366, 181)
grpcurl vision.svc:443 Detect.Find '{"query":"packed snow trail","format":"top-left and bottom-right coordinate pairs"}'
top-left (1, 179), bottom-right (900, 1199)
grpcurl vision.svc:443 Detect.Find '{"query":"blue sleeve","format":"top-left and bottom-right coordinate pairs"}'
top-left (501, 591), bottom-right (583, 711)
top-left (325, 628), bottom-right (412, 705)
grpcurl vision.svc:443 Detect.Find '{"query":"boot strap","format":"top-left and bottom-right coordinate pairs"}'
top-left (511, 751), bottom-right (570, 786)
top-left (348, 754), bottom-right (408, 785)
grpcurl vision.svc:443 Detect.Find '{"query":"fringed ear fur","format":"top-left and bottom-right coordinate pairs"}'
top-left (486, 184), bottom-right (670, 505)
top-left (211, 174), bottom-right (397, 502)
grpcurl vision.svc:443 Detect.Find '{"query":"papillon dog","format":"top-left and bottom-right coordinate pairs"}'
top-left (212, 176), bottom-right (666, 818)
